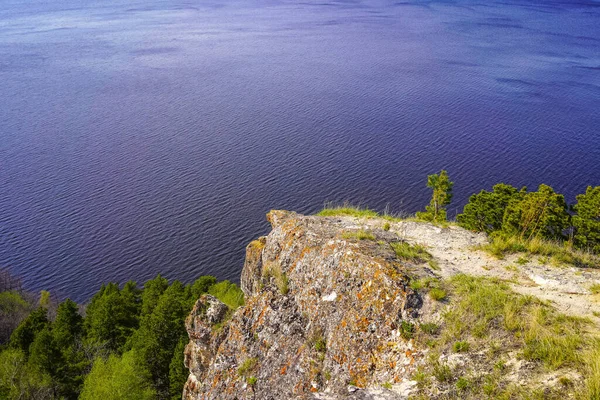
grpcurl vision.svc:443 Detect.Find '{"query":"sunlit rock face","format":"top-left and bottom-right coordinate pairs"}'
top-left (183, 211), bottom-right (428, 400)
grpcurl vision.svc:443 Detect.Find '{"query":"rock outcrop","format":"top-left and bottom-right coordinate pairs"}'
top-left (183, 211), bottom-right (433, 399)
top-left (182, 210), bottom-right (600, 399)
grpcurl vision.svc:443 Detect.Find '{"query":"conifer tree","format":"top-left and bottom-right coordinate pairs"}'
top-left (10, 307), bottom-right (48, 356)
top-left (573, 186), bottom-right (600, 253)
top-left (502, 184), bottom-right (570, 240)
top-left (416, 170), bottom-right (454, 223)
top-left (457, 184), bottom-right (524, 233)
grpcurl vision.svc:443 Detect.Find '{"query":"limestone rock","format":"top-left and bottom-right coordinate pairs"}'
top-left (183, 211), bottom-right (424, 399)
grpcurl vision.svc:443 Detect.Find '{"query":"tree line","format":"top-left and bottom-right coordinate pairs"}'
top-left (418, 170), bottom-right (600, 253)
top-left (0, 272), bottom-right (243, 400)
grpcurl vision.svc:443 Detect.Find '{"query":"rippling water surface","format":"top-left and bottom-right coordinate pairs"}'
top-left (1, 0), bottom-right (599, 301)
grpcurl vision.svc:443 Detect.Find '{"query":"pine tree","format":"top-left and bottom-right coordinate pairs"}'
top-left (502, 184), bottom-right (570, 240)
top-left (131, 281), bottom-right (191, 398)
top-left (457, 184), bottom-right (524, 233)
top-left (168, 337), bottom-right (189, 400)
top-left (53, 299), bottom-right (87, 399)
top-left (573, 186), bottom-right (600, 253)
top-left (85, 282), bottom-right (141, 352)
top-left (140, 274), bottom-right (169, 318)
top-left (10, 307), bottom-right (48, 356)
top-left (416, 170), bottom-right (454, 223)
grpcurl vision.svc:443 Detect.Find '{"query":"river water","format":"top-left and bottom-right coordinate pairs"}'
top-left (1, 0), bottom-right (599, 301)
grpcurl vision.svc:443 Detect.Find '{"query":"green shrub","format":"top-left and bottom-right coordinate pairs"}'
top-left (456, 376), bottom-right (471, 391)
top-left (573, 186), bottom-right (600, 254)
top-left (502, 184), bottom-right (570, 241)
top-left (457, 183), bottom-right (523, 234)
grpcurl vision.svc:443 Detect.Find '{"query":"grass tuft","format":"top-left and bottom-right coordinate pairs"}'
top-left (317, 204), bottom-right (380, 218)
top-left (480, 234), bottom-right (598, 268)
top-left (238, 357), bottom-right (258, 377)
top-left (262, 263), bottom-right (289, 295)
top-left (453, 340), bottom-right (470, 353)
top-left (341, 230), bottom-right (376, 241)
top-left (391, 242), bottom-right (432, 263)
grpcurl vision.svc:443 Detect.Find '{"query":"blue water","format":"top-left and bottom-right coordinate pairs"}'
top-left (1, 0), bottom-right (599, 302)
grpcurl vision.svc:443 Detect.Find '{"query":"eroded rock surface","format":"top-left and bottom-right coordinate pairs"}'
top-left (183, 211), bottom-right (600, 399)
top-left (183, 211), bottom-right (426, 399)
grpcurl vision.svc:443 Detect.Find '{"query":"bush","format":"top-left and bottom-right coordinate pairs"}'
top-left (457, 183), bottom-right (523, 234)
top-left (502, 184), bottom-right (570, 241)
top-left (573, 186), bottom-right (600, 254)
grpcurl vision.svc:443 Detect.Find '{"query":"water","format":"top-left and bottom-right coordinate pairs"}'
top-left (1, 0), bottom-right (599, 302)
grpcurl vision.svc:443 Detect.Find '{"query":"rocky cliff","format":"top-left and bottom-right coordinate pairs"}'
top-left (182, 210), bottom-right (600, 399)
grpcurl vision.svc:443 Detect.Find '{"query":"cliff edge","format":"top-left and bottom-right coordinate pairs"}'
top-left (182, 211), bottom-right (600, 399)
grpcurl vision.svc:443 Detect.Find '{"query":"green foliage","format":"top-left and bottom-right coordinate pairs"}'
top-left (573, 186), bottom-right (600, 253)
top-left (445, 275), bottom-right (587, 369)
top-left (502, 184), bottom-right (570, 240)
top-left (314, 337), bottom-right (327, 353)
top-left (168, 338), bottom-right (188, 400)
top-left (341, 230), bottom-right (376, 241)
top-left (80, 351), bottom-right (156, 400)
top-left (420, 323), bottom-right (439, 335)
top-left (53, 299), bottom-right (83, 350)
top-left (400, 321), bottom-right (415, 340)
top-left (317, 205), bottom-right (380, 218)
top-left (130, 281), bottom-right (190, 398)
top-left (431, 360), bottom-right (453, 382)
top-left (453, 340), bottom-right (470, 353)
top-left (85, 282), bottom-right (141, 352)
top-left (140, 275), bottom-right (169, 318)
top-left (190, 275), bottom-right (217, 300)
top-left (457, 184), bottom-right (523, 234)
top-left (238, 357), bottom-right (258, 377)
top-left (0, 273), bottom-right (241, 400)
top-left (391, 242), bottom-right (432, 263)
top-left (429, 288), bottom-right (447, 301)
top-left (456, 376), bottom-right (471, 391)
top-left (0, 290), bottom-right (32, 344)
top-left (481, 234), bottom-right (598, 268)
top-left (416, 170), bottom-right (453, 223)
top-left (208, 280), bottom-right (244, 309)
top-left (29, 327), bottom-right (62, 379)
top-left (246, 376), bottom-right (257, 386)
top-left (0, 348), bottom-right (53, 399)
top-left (10, 307), bottom-right (48, 356)
top-left (39, 290), bottom-right (51, 308)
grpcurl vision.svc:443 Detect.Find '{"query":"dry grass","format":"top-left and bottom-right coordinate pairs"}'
top-left (412, 274), bottom-right (597, 399)
top-left (480, 235), bottom-right (599, 268)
